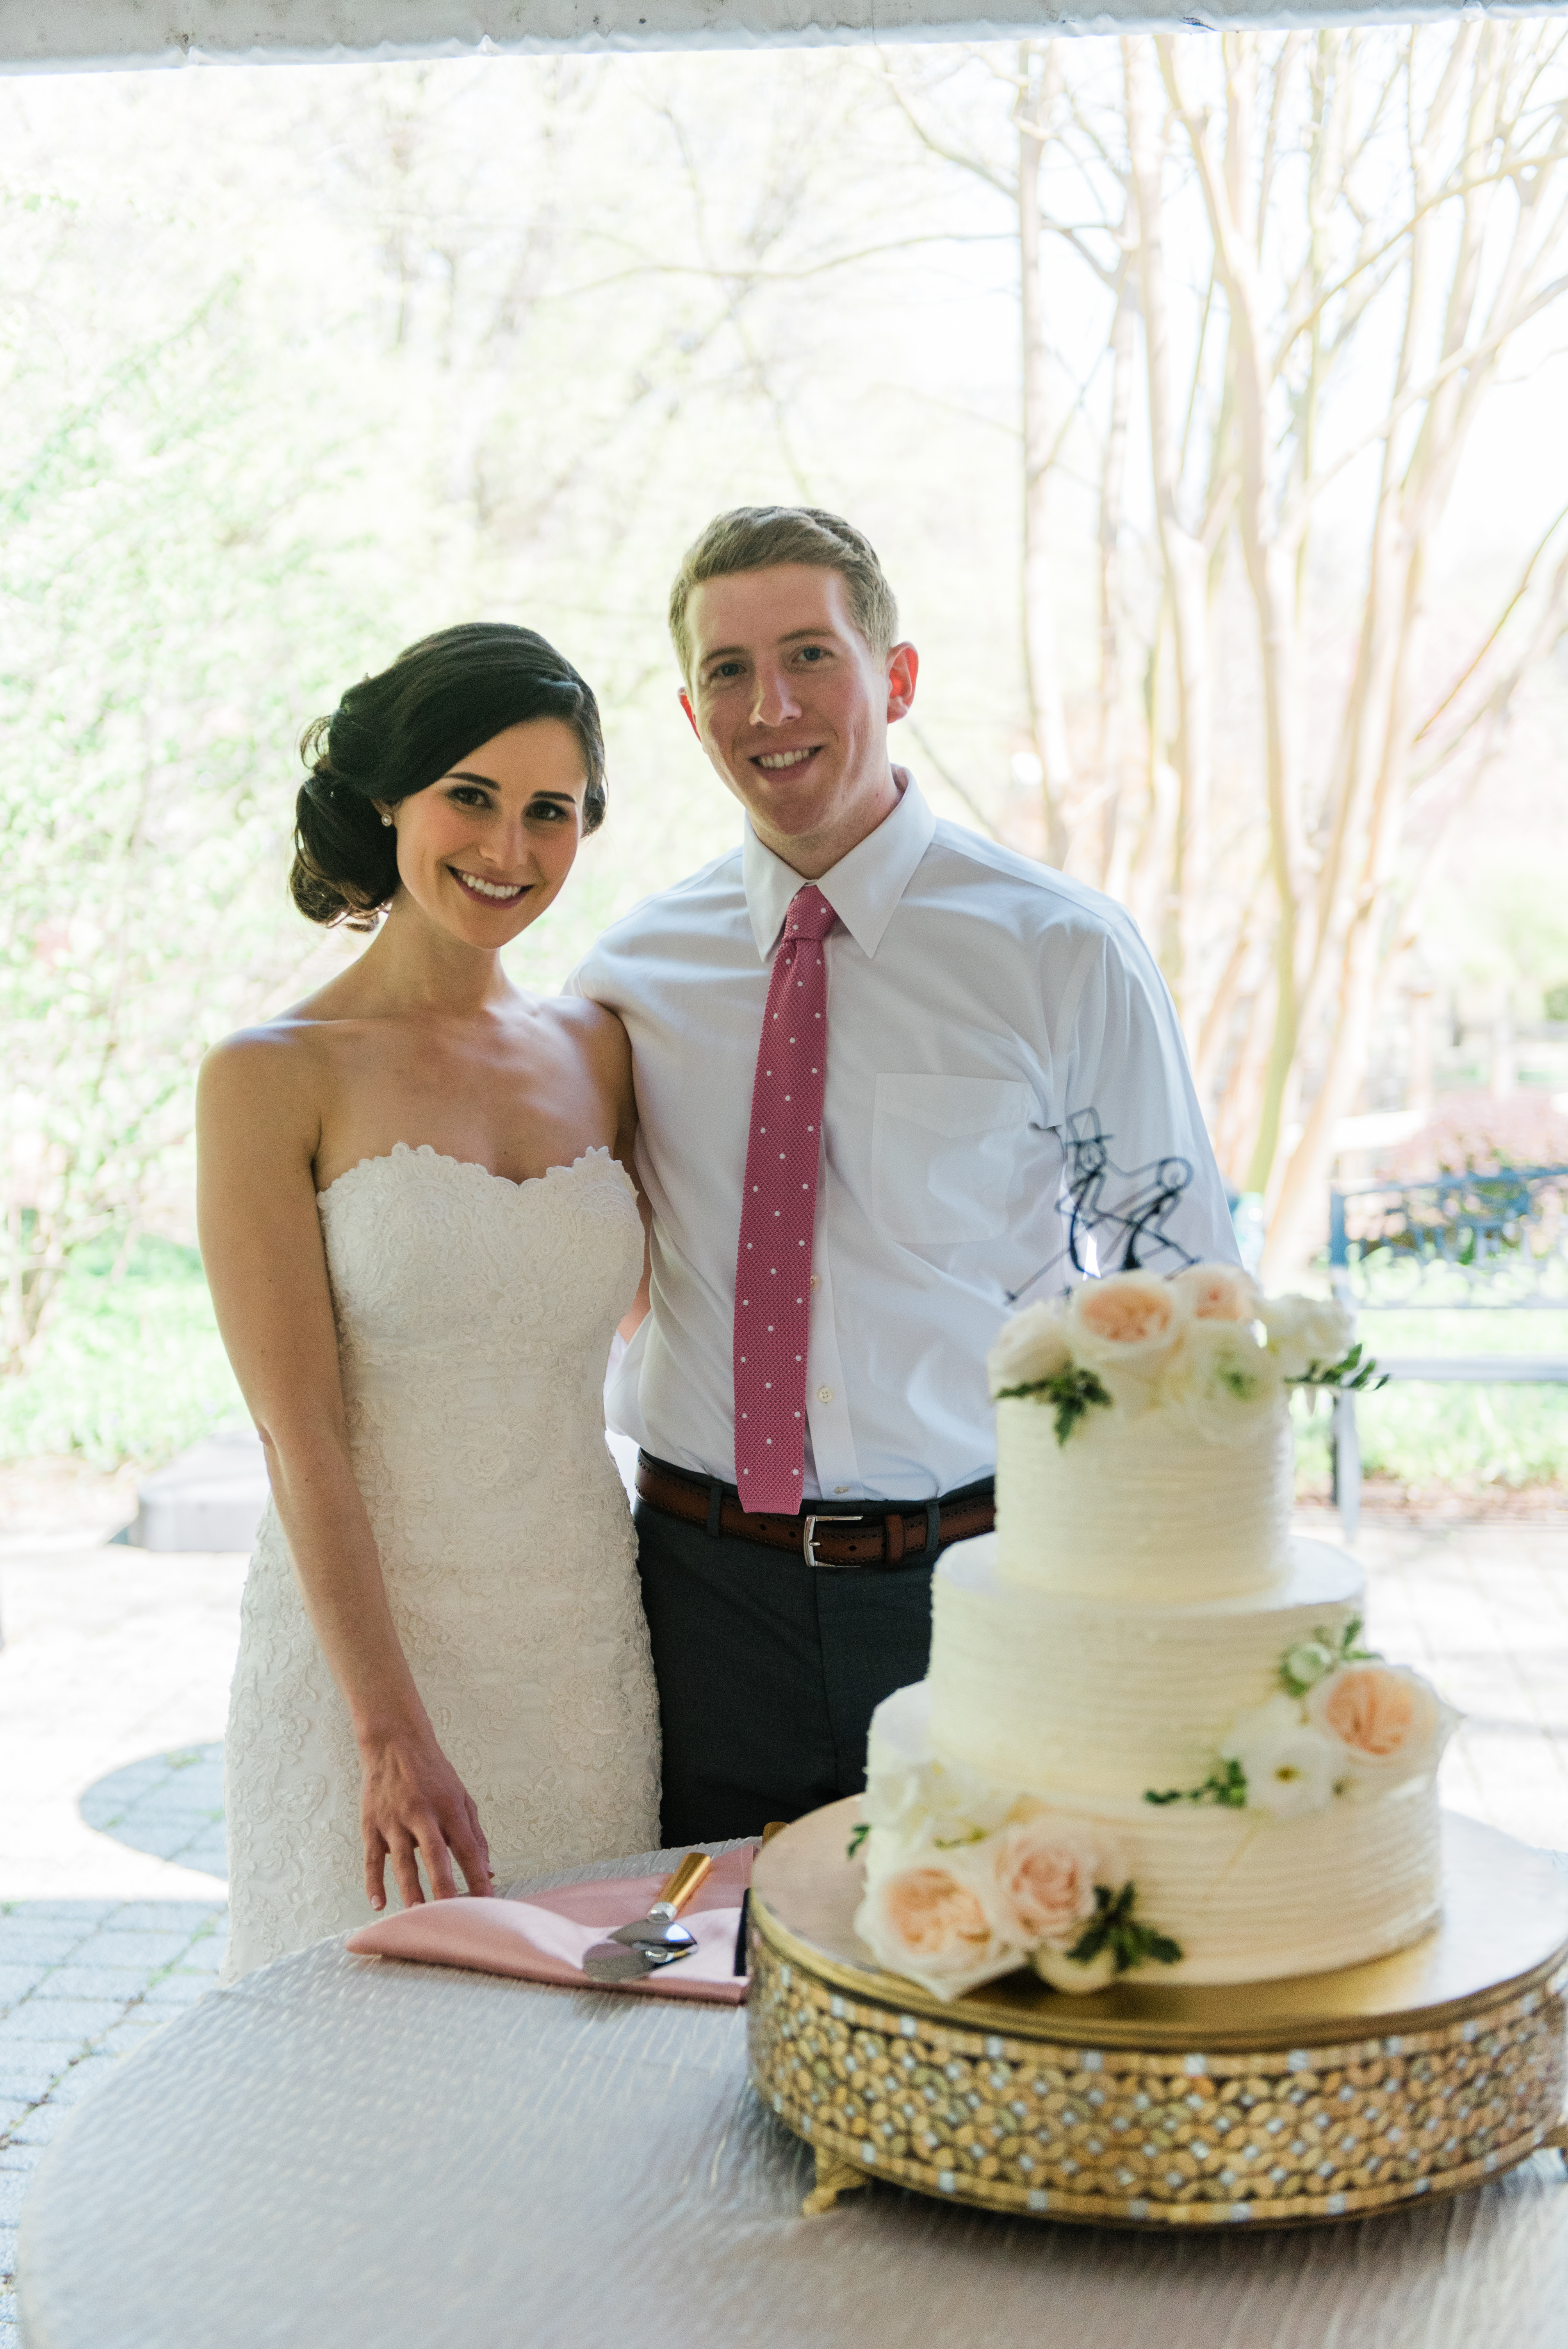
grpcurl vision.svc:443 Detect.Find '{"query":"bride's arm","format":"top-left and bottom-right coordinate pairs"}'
top-left (196, 1032), bottom-right (492, 1912)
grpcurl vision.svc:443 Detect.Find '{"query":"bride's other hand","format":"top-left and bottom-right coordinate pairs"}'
top-left (358, 1725), bottom-right (493, 1910)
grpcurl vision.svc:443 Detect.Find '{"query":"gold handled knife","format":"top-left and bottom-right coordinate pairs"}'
top-left (581, 1852), bottom-right (713, 1984)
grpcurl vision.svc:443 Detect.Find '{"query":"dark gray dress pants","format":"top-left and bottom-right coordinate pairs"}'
top-left (633, 1494), bottom-right (937, 1845)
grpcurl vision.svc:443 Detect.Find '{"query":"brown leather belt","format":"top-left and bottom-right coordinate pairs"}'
top-left (634, 1454), bottom-right (995, 1570)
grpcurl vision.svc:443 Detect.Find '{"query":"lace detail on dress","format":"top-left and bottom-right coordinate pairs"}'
top-left (222, 1145), bottom-right (659, 1981)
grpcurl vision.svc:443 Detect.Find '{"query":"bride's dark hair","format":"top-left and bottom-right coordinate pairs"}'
top-left (291, 623), bottom-right (607, 930)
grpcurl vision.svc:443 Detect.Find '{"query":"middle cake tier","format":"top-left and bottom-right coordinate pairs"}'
top-left (928, 1531), bottom-right (1364, 1805)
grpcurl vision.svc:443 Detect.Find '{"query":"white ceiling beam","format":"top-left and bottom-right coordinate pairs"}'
top-left (0, 0), bottom-right (1550, 74)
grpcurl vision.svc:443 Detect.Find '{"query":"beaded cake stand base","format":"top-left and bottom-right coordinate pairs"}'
top-left (747, 1802), bottom-right (1568, 2229)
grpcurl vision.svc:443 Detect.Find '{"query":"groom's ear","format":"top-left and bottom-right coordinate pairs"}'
top-left (678, 687), bottom-right (702, 742)
top-left (886, 642), bottom-right (919, 725)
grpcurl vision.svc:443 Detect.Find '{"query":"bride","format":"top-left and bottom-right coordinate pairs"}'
top-left (199, 622), bottom-right (659, 1980)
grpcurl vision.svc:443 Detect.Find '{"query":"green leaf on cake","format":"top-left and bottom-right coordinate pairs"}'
top-left (1065, 1881), bottom-right (1184, 1973)
top-left (1064, 1882), bottom-right (1119, 1961)
top-left (846, 1822), bottom-right (871, 1859)
top-left (1136, 1928), bottom-right (1185, 1966)
top-left (1143, 1757), bottom-right (1248, 1809)
top-left (994, 1364), bottom-right (1113, 1446)
top-left (1278, 1639), bottom-right (1336, 1697)
top-left (1278, 1615), bottom-right (1380, 1697)
top-left (1290, 1342), bottom-right (1387, 1395)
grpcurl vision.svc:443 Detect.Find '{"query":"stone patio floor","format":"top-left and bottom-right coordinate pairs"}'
top-left (0, 1471), bottom-right (1566, 2344)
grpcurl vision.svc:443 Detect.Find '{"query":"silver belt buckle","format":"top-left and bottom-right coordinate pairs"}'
top-left (803, 1513), bottom-right (862, 1569)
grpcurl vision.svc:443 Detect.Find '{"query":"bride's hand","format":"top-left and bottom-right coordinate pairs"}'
top-left (358, 1726), bottom-right (494, 1910)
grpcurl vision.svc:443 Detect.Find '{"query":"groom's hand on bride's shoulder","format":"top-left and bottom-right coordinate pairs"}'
top-left (358, 1722), bottom-right (494, 1911)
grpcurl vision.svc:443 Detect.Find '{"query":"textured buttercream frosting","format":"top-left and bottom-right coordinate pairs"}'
top-left (994, 1393), bottom-right (1295, 1602)
top-left (854, 1275), bottom-right (1451, 1996)
top-left (869, 1683), bottom-right (1442, 1987)
top-left (929, 1532), bottom-right (1364, 1803)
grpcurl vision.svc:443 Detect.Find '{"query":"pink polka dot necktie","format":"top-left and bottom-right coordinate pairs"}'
top-left (733, 885), bottom-right (837, 1514)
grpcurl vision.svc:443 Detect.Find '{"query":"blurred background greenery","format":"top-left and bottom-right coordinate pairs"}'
top-left (3, 34), bottom-right (1566, 1501)
top-left (0, 1239), bottom-right (240, 1469)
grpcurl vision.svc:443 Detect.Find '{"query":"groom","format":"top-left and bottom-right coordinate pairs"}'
top-left (572, 506), bottom-right (1238, 1843)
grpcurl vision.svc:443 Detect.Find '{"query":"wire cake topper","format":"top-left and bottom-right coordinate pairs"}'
top-left (1006, 1109), bottom-right (1198, 1306)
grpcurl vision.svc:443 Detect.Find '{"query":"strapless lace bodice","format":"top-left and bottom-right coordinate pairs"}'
top-left (320, 1142), bottom-right (636, 1375)
top-left (222, 1145), bottom-right (660, 1980)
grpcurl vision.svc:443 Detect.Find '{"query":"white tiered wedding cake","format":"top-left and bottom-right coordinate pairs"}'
top-left (853, 1265), bottom-right (1456, 2000)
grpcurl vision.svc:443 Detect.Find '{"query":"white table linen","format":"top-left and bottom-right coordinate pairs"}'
top-left (18, 1841), bottom-right (1568, 2349)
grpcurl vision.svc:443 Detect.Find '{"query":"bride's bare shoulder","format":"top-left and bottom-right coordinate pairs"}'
top-left (198, 1000), bottom-right (342, 1145)
top-left (203, 962), bottom-right (374, 1076)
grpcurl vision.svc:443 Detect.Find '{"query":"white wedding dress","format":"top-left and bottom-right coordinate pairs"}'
top-left (221, 1144), bottom-right (661, 1982)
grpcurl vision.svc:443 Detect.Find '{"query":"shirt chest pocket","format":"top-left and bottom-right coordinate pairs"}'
top-left (871, 1074), bottom-right (1033, 1245)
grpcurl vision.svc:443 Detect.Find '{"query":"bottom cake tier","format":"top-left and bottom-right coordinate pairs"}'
top-left (746, 1800), bottom-right (1568, 2229)
top-left (865, 1681), bottom-right (1443, 1987)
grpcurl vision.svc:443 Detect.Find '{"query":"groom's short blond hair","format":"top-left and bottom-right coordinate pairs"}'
top-left (668, 506), bottom-right (899, 684)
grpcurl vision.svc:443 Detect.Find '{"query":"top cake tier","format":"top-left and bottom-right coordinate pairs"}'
top-left (987, 1264), bottom-right (1358, 1605)
top-left (996, 1394), bottom-right (1294, 1601)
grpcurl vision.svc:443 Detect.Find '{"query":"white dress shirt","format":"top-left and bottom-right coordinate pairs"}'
top-left (569, 775), bottom-right (1238, 1503)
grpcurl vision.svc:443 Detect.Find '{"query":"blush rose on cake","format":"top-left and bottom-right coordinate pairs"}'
top-left (850, 1265), bottom-right (1458, 2002)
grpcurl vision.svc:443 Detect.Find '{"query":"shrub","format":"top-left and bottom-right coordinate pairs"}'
top-left (1377, 1090), bottom-right (1568, 1182)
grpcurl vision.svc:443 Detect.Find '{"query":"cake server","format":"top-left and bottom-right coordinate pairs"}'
top-left (581, 1851), bottom-right (713, 1984)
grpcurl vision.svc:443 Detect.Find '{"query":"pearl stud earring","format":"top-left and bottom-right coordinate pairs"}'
top-left (380, 813), bottom-right (393, 828)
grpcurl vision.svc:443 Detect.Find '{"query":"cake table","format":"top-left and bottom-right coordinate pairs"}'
top-left (17, 1839), bottom-right (1568, 2349)
top-left (748, 1802), bottom-right (1568, 2228)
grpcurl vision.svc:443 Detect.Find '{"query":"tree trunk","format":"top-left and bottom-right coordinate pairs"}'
top-left (1124, 38), bottom-right (1212, 1034)
top-left (1018, 46), bottom-right (1074, 868)
top-left (1095, 259), bottom-right (1137, 889)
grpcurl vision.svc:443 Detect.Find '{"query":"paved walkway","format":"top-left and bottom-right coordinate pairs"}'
top-left (1329, 1511), bottom-right (1568, 1851)
top-left (0, 1472), bottom-right (238, 2345)
top-left (0, 1472), bottom-right (1565, 2344)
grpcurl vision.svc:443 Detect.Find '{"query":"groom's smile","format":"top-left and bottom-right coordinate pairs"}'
top-left (754, 746), bottom-right (821, 772)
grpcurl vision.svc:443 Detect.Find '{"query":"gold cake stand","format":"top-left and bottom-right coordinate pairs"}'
top-left (747, 1802), bottom-right (1568, 2228)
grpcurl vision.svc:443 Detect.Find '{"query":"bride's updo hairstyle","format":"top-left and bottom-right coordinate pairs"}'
top-left (291, 622), bottom-right (606, 930)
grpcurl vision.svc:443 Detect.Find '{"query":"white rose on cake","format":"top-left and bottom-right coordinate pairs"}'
top-left (1221, 1692), bottom-right (1340, 1818)
top-left (862, 1747), bottom-right (1020, 1864)
top-left (986, 1301), bottom-right (1071, 1398)
top-left (854, 1848), bottom-right (1023, 2000)
top-left (1062, 1271), bottom-right (1191, 1412)
top-left (1164, 1318), bottom-right (1285, 1445)
top-left (1260, 1294), bottom-right (1356, 1381)
top-left (1305, 1662), bottom-right (1456, 1786)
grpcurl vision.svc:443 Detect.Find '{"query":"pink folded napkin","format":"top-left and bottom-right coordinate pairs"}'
top-left (345, 1844), bottom-right (755, 2005)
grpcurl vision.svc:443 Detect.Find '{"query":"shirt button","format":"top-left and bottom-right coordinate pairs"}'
top-left (816, 1385), bottom-right (834, 1404)
top-left (834, 1486), bottom-right (850, 1496)
top-left (809, 1274), bottom-right (820, 1292)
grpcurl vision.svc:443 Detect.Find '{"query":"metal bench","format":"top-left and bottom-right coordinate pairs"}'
top-left (1326, 1164), bottom-right (1568, 1537)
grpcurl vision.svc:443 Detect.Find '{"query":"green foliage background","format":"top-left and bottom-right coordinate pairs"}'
top-left (1293, 1347), bottom-right (1568, 1499)
top-left (6, 1235), bottom-right (1562, 1493)
top-left (0, 1239), bottom-right (241, 1468)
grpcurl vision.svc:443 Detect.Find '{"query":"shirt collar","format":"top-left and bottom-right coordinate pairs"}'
top-left (741, 770), bottom-right (936, 962)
